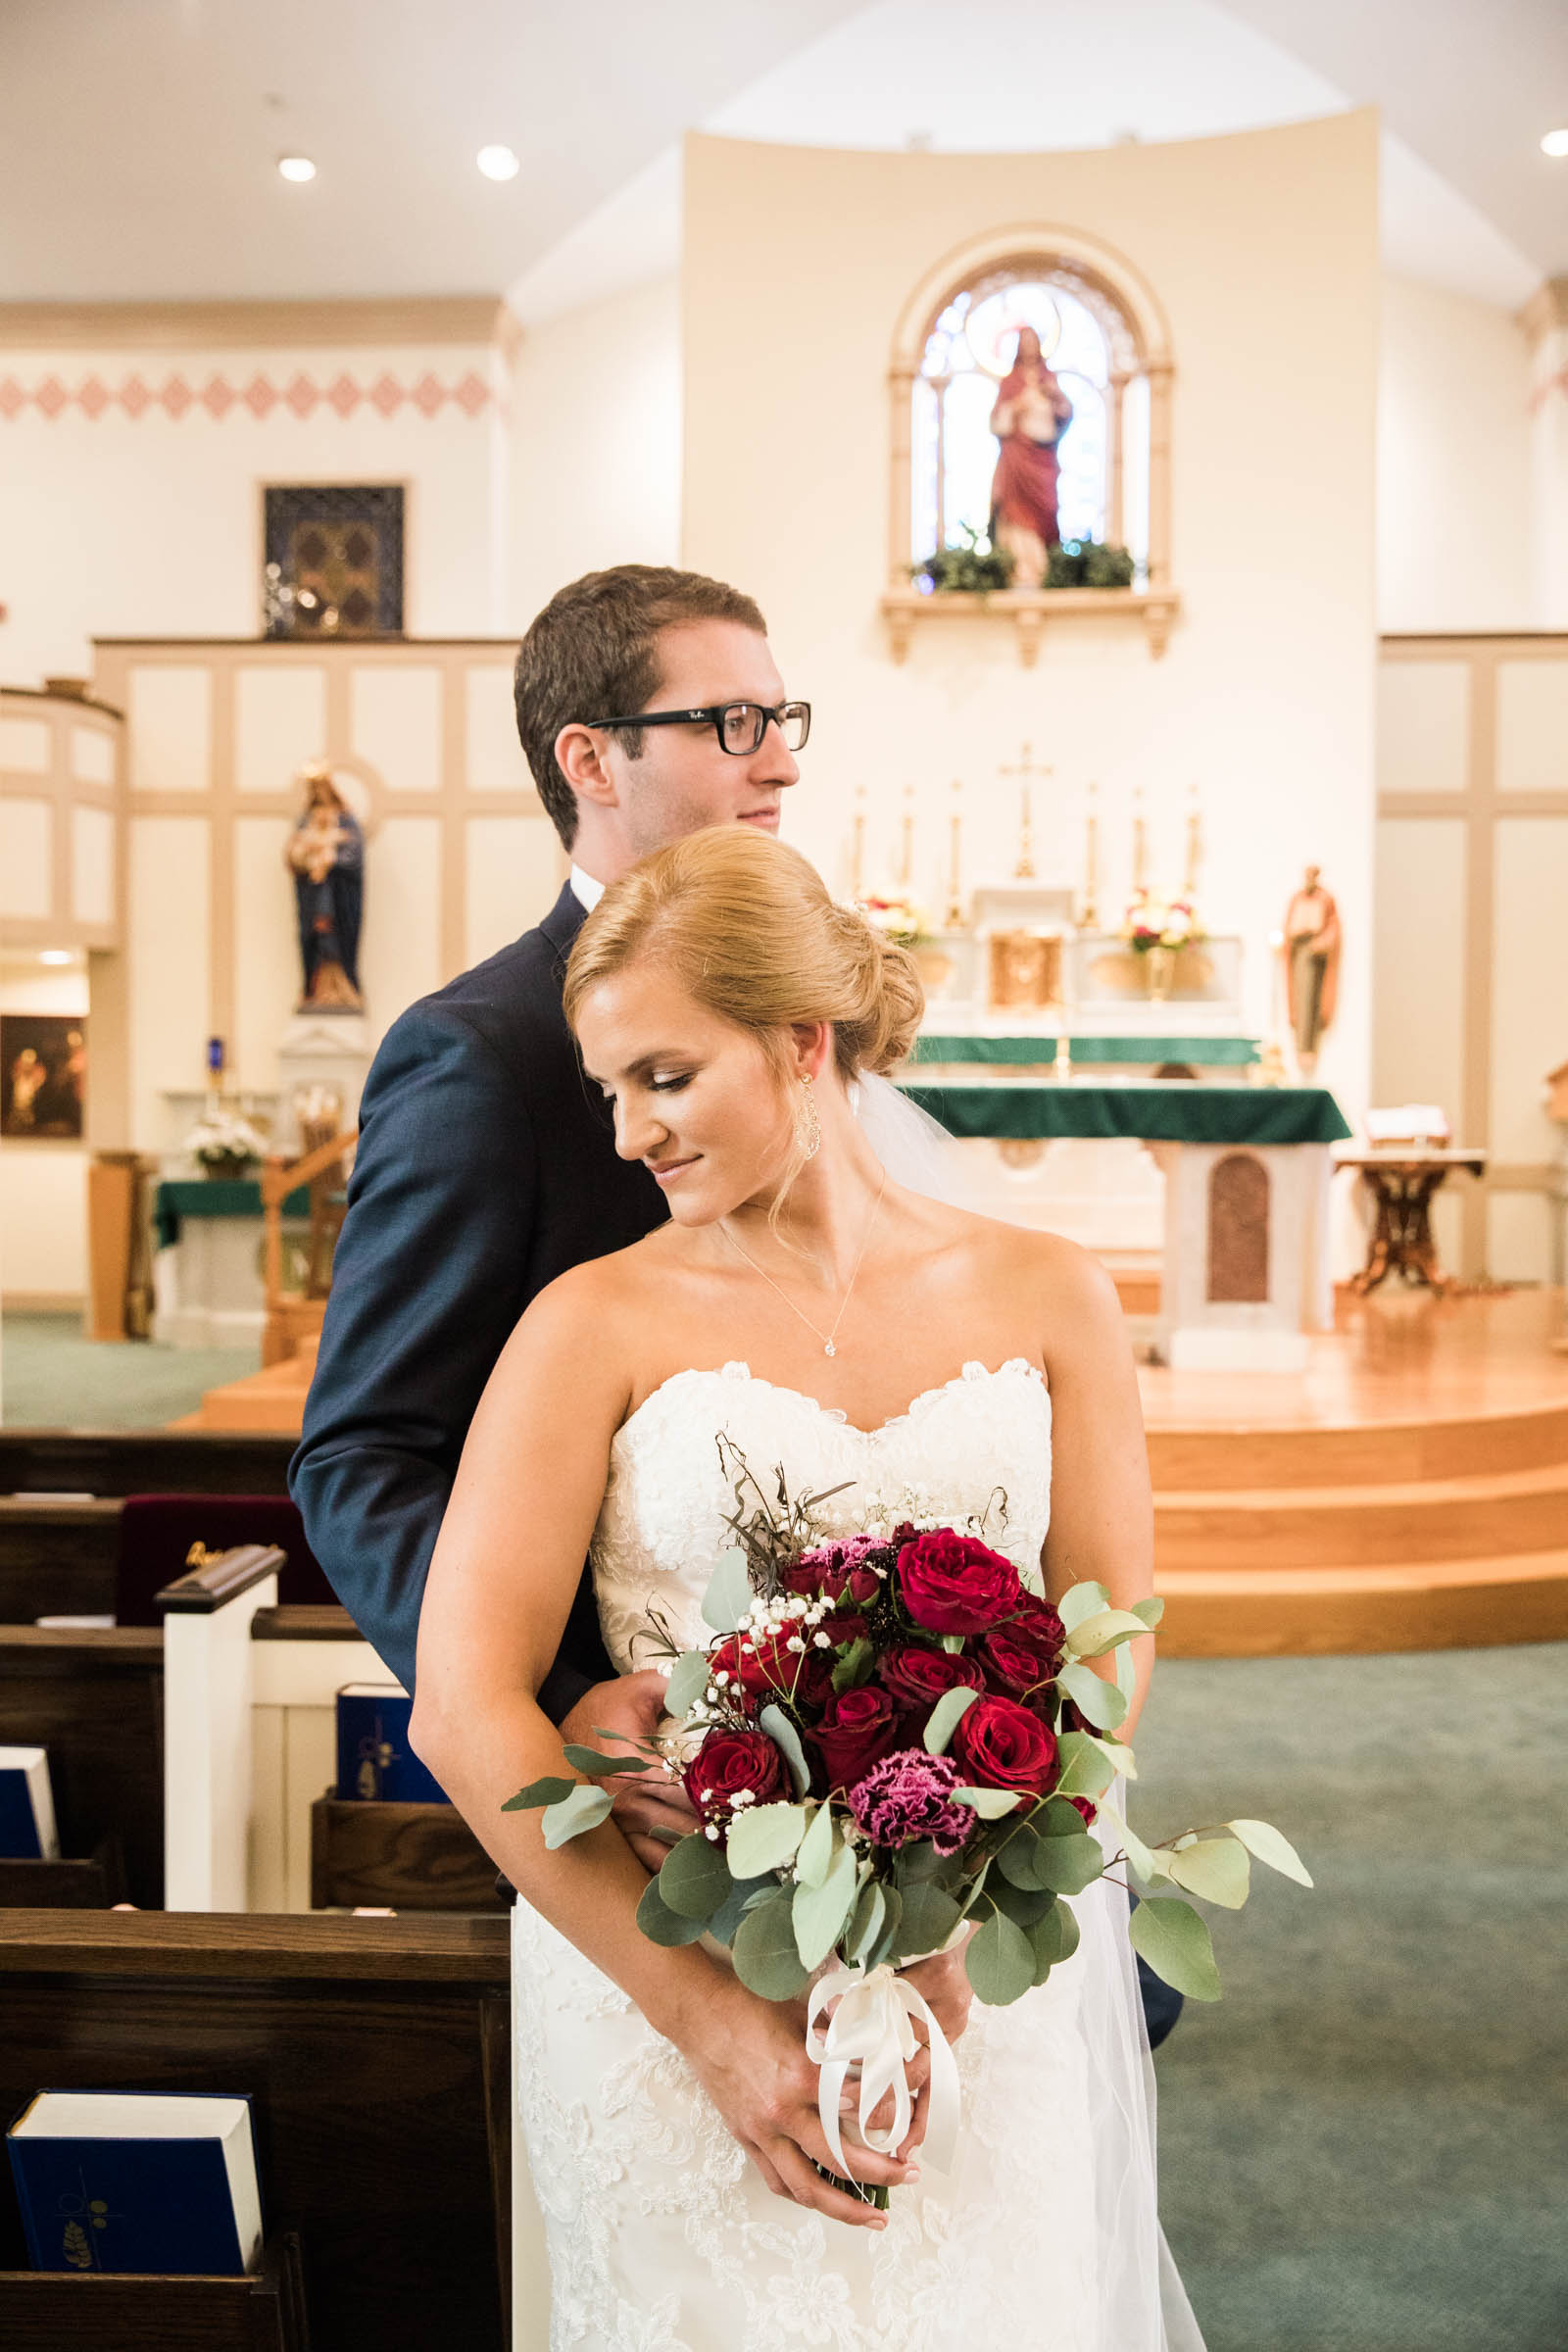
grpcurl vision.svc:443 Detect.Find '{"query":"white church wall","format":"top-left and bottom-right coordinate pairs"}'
top-left (1377, 275), bottom-right (1534, 634)
top-left (0, 334), bottom-right (507, 689)
top-left (682, 120), bottom-right (1381, 1141)
top-left (504, 275), bottom-right (683, 630)
top-left (0, 964), bottom-right (90, 1307)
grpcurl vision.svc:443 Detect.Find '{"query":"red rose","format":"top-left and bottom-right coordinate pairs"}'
top-left (709, 1628), bottom-right (834, 1713)
top-left (683, 1727), bottom-right (789, 1819)
top-left (978, 1623), bottom-right (1055, 1700)
top-left (783, 1556), bottom-right (882, 1607)
top-left (822, 1612), bottom-right (870, 1651)
top-left (1067, 1795), bottom-right (1099, 1825)
top-left (877, 1642), bottom-right (988, 1711)
top-left (810, 1687), bottom-right (904, 1792)
top-left (896, 1530), bottom-right (1023, 1636)
top-left (1011, 1593), bottom-right (1066, 1667)
top-left (951, 1695), bottom-right (1059, 1794)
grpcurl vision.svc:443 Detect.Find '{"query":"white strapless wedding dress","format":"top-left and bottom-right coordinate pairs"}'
top-left (512, 1359), bottom-right (1202, 2352)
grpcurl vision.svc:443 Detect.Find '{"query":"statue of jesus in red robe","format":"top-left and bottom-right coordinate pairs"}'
top-left (988, 327), bottom-right (1074, 588)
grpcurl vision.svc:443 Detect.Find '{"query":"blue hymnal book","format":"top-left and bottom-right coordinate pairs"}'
top-left (335, 1683), bottom-right (449, 1803)
top-left (8, 2091), bottom-right (263, 2276)
top-left (0, 1747), bottom-right (59, 1860)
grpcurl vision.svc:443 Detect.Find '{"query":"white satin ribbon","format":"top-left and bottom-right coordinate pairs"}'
top-left (806, 1961), bottom-right (961, 2180)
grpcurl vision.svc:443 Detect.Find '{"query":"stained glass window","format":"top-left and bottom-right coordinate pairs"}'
top-left (913, 266), bottom-right (1149, 579)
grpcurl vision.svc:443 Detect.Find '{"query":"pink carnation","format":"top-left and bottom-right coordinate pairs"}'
top-left (848, 1748), bottom-right (977, 1856)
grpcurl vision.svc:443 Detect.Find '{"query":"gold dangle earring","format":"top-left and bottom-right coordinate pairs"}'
top-left (797, 1073), bottom-right (822, 1160)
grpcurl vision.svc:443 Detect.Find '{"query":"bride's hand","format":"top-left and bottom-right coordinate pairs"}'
top-left (682, 1976), bottom-right (916, 2230)
top-left (898, 1943), bottom-right (974, 2050)
top-left (557, 1670), bottom-right (697, 1874)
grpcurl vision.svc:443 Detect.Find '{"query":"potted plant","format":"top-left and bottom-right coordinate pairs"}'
top-left (182, 1110), bottom-right (270, 1180)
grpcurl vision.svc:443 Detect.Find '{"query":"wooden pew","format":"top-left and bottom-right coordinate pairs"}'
top-left (0, 1496), bottom-right (120, 1624)
top-left (0, 1429), bottom-right (295, 1497)
top-left (0, 1909), bottom-right (512, 2352)
top-left (0, 1626), bottom-right (164, 1906)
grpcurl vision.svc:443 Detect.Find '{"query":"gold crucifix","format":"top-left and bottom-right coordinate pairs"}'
top-left (999, 743), bottom-right (1054, 880)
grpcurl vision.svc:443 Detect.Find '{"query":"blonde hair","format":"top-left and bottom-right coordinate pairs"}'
top-left (563, 827), bottom-right (924, 1084)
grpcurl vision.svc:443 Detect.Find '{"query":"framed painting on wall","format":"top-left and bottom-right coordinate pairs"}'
top-left (263, 483), bottom-right (406, 639)
top-left (1, 1014), bottom-right (87, 1140)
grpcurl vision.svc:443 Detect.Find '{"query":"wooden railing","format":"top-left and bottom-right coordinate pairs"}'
top-left (260, 1129), bottom-right (357, 1366)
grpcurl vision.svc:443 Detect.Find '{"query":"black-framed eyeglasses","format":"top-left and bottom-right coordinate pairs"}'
top-left (584, 700), bottom-right (811, 756)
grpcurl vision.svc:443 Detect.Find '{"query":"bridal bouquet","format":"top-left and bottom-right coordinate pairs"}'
top-left (506, 1450), bottom-right (1307, 2191)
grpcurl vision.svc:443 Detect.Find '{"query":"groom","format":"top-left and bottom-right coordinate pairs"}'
top-left (293, 564), bottom-right (792, 1866)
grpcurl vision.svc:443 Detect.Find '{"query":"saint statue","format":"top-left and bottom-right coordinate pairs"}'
top-left (285, 763), bottom-right (364, 1011)
top-left (988, 326), bottom-right (1074, 589)
top-left (1284, 863), bottom-right (1341, 1075)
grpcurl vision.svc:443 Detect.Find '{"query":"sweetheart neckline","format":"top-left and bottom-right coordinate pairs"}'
top-left (612, 1356), bottom-right (1050, 1449)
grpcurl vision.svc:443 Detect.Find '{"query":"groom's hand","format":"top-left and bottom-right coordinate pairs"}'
top-left (898, 1942), bottom-right (974, 2050)
top-left (558, 1670), bottom-right (698, 1874)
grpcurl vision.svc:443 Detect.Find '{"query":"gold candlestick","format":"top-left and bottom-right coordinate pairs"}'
top-left (946, 779), bottom-right (964, 929)
top-left (1184, 787), bottom-right (1201, 899)
top-left (1132, 789), bottom-right (1148, 889)
top-left (899, 785), bottom-right (915, 891)
top-left (1000, 742), bottom-right (1052, 882)
top-left (1082, 782), bottom-right (1100, 928)
top-left (851, 789), bottom-right (866, 903)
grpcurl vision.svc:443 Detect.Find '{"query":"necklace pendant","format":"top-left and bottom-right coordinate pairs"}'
top-left (823, 1340), bottom-right (836, 1357)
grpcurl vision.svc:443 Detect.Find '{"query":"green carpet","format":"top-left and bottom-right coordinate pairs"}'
top-left (0, 1310), bottom-right (259, 1430)
top-left (1139, 1647), bottom-right (1568, 2351)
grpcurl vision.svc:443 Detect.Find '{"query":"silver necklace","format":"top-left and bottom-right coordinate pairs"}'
top-left (718, 1172), bottom-right (887, 1357)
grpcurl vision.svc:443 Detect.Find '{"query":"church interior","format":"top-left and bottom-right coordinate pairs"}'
top-left (1, 2), bottom-right (1565, 2345)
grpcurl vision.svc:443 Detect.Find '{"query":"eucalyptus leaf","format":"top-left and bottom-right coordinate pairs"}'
top-left (1128, 1895), bottom-right (1221, 2000)
top-left (636, 1876), bottom-right (710, 1946)
top-left (663, 1651), bottom-right (713, 1717)
top-left (1227, 1818), bottom-right (1314, 1887)
top-left (1054, 1731), bottom-right (1117, 1801)
top-left (1057, 1580), bottom-right (1111, 1635)
top-left (830, 1637), bottom-right (874, 1695)
top-left (964, 1909), bottom-right (1036, 2006)
top-left (502, 1775), bottom-right (574, 1811)
top-left (1066, 1607), bottom-right (1157, 1658)
top-left (733, 1894), bottom-right (812, 1999)
top-left (1129, 1595), bottom-right (1165, 1630)
top-left (995, 1824), bottom-right (1052, 1892)
top-left (540, 1783), bottom-right (614, 1848)
top-left (1056, 1659), bottom-right (1129, 1732)
top-left (657, 1831), bottom-right (736, 1919)
top-left (1040, 1795), bottom-right (1090, 1836)
top-left (990, 1877), bottom-right (1057, 1929)
top-left (952, 1785), bottom-right (1022, 1820)
top-left (923, 1684), bottom-right (981, 1757)
top-left (1114, 1641), bottom-right (1138, 1701)
top-left (759, 1703), bottom-right (811, 1797)
top-left (1167, 1838), bottom-right (1251, 1910)
top-left (894, 1881), bottom-right (962, 1962)
top-left (844, 1879), bottom-right (887, 1967)
top-left (1028, 1895), bottom-right (1079, 1983)
top-left (795, 1799), bottom-right (837, 1889)
top-left (706, 1872), bottom-right (777, 1947)
top-left (725, 1800), bottom-right (808, 1878)
top-left (1098, 1736), bottom-right (1137, 1781)
top-left (1116, 1819), bottom-right (1170, 1886)
top-left (939, 1635), bottom-right (966, 1655)
top-left (793, 1841), bottom-right (859, 1971)
top-left (701, 1545), bottom-right (755, 1634)
top-left (865, 1882), bottom-right (904, 1970)
top-left (1031, 1832), bottom-right (1104, 1897)
top-left (562, 1744), bottom-right (651, 1777)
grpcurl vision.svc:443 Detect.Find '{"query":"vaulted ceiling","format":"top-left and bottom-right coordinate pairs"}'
top-left (2, 0), bottom-right (1562, 318)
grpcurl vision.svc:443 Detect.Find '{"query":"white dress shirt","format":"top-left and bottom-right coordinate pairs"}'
top-left (569, 863), bottom-right (606, 913)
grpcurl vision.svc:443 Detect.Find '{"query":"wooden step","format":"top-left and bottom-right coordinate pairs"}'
top-left (183, 1355), bottom-right (314, 1436)
top-left (1146, 1396), bottom-right (1568, 1489)
top-left (1155, 1460), bottom-right (1568, 1569)
top-left (1156, 1547), bottom-right (1568, 1657)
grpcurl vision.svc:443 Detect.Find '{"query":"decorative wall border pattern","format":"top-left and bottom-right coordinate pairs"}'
top-left (0, 370), bottom-right (492, 422)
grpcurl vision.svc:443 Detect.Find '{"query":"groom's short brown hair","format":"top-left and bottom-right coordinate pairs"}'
top-left (514, 564), bottom-right (767, 849)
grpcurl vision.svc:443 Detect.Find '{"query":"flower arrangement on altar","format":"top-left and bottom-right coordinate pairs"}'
top-left (506, 1446), bottom-right (1308, 2206)
top-left (858, 891), bottom-right (929, 948)
top-left (1119, 885), bottom-right (1203, 955)
top-left (182, 1108), bottom-right (270, 1178)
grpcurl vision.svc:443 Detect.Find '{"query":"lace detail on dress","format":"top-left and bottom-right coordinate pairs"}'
top-left (514, 1360), bottom-right (1192, 2351)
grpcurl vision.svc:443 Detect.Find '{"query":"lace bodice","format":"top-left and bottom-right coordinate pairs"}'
top-left (590, 1358), bottom-right (1053, 1675)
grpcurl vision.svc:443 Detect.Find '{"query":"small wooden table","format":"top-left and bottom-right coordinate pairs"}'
top-left (1335, 1149), bottom-right (1487, 1295)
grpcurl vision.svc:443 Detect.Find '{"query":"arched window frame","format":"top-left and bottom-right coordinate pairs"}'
top-left (883, 223), bottom-right (1180, 665)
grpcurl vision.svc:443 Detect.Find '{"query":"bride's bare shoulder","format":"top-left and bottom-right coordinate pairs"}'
top-left (931, 1203), bottom-right (1124, 1330)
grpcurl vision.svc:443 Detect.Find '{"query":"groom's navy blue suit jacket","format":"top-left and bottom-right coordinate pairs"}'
top-left (290, 883), bottom-right (665, 1704)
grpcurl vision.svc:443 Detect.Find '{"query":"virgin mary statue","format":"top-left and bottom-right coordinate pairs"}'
top-left (285, 763), bottom-right (365, 1011)
top-left (988, 326), bottom-right (1074, 588)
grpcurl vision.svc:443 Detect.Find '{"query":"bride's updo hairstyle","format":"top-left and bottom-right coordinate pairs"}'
top-left (563, 825), bottom-right (924, 1085)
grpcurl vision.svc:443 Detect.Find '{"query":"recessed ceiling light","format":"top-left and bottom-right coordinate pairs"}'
top-left (476, 144), bottom-right (519, 181)
top-left (1542, 128), bottom-right (1568, 158)
top-left (277, 154), bottom-right (317, 183)
top-left (38, 950), bottom-right (72, 965)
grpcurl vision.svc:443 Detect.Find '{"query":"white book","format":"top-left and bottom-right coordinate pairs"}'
top-left (0, 1745), bottom-right (60, 1861)
top-left (10, 2091), bottom-right (264, 2276)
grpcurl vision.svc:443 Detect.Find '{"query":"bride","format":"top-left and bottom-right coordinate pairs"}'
top-left (412, 825), bottom-right (1201, 2351)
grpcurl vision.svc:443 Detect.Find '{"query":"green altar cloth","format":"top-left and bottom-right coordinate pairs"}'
top-left (154, 1178), bottom-right (312, 1251)
top-left (901, 1081), bottom-right (1350, 1147)
top-left (911, 1034), bottom-right (1260, 1067)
